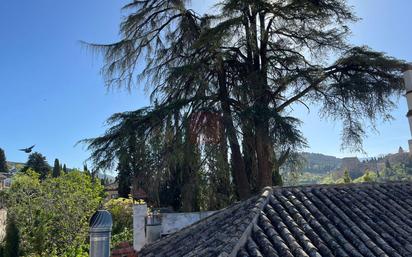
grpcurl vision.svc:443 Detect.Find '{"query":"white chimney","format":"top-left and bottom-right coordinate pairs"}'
top-left (404, 63), bottom-right (412, 153)
top-left (133, 203), bottom-right (147, 252)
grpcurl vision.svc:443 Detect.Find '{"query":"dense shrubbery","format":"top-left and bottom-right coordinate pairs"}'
top-left (104, 197), bottom-right (134, 248)
top-left (4, 170), bottom-right (104, 256)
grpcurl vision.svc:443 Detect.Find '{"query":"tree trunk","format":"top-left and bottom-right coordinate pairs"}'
top-left (181, 165), bottom-right (199, 212)
top-left (242, 121), bottom-right (259, 193)
top-left (217, 67), bottom-right (251, 200)
top-left (243, 6), bottom-right (273, 190)
top-left (255, 121), bottom-right (272, 189)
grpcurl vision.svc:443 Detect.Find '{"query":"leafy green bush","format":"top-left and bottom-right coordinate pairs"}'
top-left (104, 197), bottom-right (133, 235)
top-left (5, 170), bottom-right (103, 256)
top-left (112, 227), bottom-right (133, 248)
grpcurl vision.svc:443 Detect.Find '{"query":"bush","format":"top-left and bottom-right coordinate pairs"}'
top-left (104, 197), bottom-right (133, 235)
top-left (5, 170), bottom-right (104, 256)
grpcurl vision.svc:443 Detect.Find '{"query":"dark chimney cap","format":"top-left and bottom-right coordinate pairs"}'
top-left (89, 210), bottom-right (113, 231)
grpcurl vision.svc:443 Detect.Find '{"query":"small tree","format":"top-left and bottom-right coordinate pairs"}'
top-left (354, 169), bottom-right (377, 183)
top-left (363, 170), bottom-right (374, 182)
top-left (52, 159), bottom-right (61, 178)
top-left (4, 217), bottom-right (20, 257)
top-left (343, 169), bottom-right (352, 183)
top-left (0, 148), bottom-right (8, 173)
top-left (83, 164), bottom-right (91, 177)
top-left (63, 164), bottom-right (67, 174)
top-left (23, 152), bottom-right (50, 180)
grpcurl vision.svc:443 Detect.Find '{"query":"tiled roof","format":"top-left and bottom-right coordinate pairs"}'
top-left (138, 182), bottom-right (412, 257)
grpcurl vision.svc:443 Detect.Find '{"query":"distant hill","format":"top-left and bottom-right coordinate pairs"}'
top-left (300, 152), bottom-right (342, 174)
top-left (6, 161), bottom-right (25, 172)
top-left (97, 172), bottom-right (116, 183)
top-left (6, 161), bottom-right (115, 185)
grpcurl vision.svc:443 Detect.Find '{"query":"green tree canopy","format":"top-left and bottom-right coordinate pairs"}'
top-left (343, 169), bottom-right (352, 183)
top-left (84, 0), bottom-right (406, 205)
top-left (52, 158), bottom-right (61, 178)
top-left (23, 152), bottom-right (50, 180)
top-left (5, 169), bottom-right (104, 256)
top-left (104, 197), bottom-right (133, 235)
top-left (116, 155), bottom-right (131, 198)
top-left (0, 148), bottom-right (8, 173)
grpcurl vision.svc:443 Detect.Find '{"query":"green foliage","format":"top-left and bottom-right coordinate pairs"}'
top-left (0, 148), bottom-right (8, 173)
top-left (111, 228), bottom-right (133, 249)
top-left (84, 0), bottom-right (406, 205)
top-left (280, 153), bottom-right (307, 186)
top-left (5, 170), bottom-right (104, 256)
top-left (104, 197), bottom-right (133, 235)
top-left (353, 170), bottom-right (377, 183)
top-left (4, 217), bottom-right (20, 257)
top-left (272, 170), bottom-right (283, 186)
top-left (116, 155), bottom-right (131, 198)
top-left (201, 142), bottom-right (232, 210)
top-left (343, 169), bottom-right (352, 183)
top-left (22, 153), bottom-right (50, 180)
top-left (52, 159), bottom-right (61, 178)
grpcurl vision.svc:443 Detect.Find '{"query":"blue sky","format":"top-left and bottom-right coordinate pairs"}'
top-left (0, 0), bottom-right (411, 170)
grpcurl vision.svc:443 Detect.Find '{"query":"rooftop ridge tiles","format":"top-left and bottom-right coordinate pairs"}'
top-left (139, 181), bottom-right (412, 257)
top-left (269, 181), bottom-right (412, 192)
top-left (139, 191), bottom-right (265, 257)
top-left (225, 187), bottom-right (273, 257)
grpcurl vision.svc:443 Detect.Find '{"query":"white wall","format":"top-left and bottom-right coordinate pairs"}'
top-left (133, 204), bottom-right (217, 251)
top-left (160, 211), bottom-right (216, 235)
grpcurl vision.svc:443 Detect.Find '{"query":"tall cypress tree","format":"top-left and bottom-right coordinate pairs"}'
top-left (83, 164), bottom-right (91, 177)
top-left (0, 148), bottom-right (8, 173)
top-left (117, 152), bottom-right (131, 198)
top-left (63, 164), bottom-right (67, 174)
top-left (343, 169), bottom-right (352, 184)
top-left (4, 217), bottom-right (20, 257)
top-left (52, 159), bottom-right (61, 178)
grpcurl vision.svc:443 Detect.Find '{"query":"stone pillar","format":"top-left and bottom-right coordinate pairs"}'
top-left (133, 203), bottom-right (148, 252)
top-left (89, 210), bottom-right (113, 257)
top-left (404, 63), bottom-right (412, 153)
